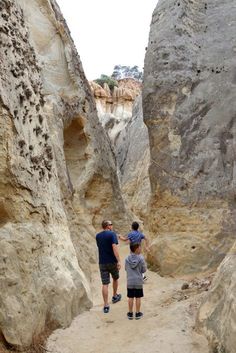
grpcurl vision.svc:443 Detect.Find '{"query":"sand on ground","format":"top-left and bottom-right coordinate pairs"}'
top-left (47, 244), bottom-right (209, 353)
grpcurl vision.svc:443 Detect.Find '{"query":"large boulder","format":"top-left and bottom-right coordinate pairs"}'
top-left (143, 0), bottom-right (236, 276)
top-left (0, 0), bottom-right (129, 348)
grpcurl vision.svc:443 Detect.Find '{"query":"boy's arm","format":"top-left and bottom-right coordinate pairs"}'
top-left (141, 257), bottom-right (147, 273)
top-left (144, 236), bottom-right (150, 252)
top-left (112, 243), bottom-right (121, 269)
top-left (118, 234), bottom-right (130, 243)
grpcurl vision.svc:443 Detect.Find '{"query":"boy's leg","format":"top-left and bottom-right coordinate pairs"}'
top-left (135, 297), bottom-right (141, 313)
top-left (102, 284), bottom-right (109, 306)
top-left (128, 297), bottom-right (134, 312)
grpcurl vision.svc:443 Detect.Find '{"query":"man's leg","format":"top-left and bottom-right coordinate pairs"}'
top-left (112, 278), bottom-right (118, 297)
top-left (102, 284), bottom-right (109, 306)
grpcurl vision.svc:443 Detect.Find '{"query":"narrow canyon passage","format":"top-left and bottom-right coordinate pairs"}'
top-left (47, 244), bottom-right (209, 353)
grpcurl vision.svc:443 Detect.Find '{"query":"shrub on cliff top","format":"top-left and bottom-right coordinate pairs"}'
top-left (95, 74), bottom-right (118, 91)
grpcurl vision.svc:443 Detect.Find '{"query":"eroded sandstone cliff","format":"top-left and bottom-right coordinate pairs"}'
top-left (91, 80), bottom-right (151, 219)
top-left (143, 0), bottom-right (236, 276)
top-left (0, 0), bottom-right (129, 348)
top-left (90, 78), bottom-right (141, 145)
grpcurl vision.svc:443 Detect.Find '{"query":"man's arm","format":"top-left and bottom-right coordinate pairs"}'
top-left (112, 243), bottom-right (121, 269)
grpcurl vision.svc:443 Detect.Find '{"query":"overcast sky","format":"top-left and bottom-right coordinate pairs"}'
top-left (56, 0), bottom-right (157, 80)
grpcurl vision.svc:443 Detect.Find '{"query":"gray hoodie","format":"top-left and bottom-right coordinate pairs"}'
top-left (125, 253), bottom-right (147, 289)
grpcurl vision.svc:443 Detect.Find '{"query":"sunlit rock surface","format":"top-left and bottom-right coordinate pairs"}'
top-left (0, 0), bottom-right (129, 348)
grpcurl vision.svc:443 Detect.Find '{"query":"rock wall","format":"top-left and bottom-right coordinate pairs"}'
top-left (0, 0), bottom-right (129, 348)
top-left (143, 0), bottom-right (236, 276)
top-left (197, 242), bottom-right (236, 353)
top-left (116, 96), bottom-right (151, 219)
top-left (91, 80), bottom-right (150, 220)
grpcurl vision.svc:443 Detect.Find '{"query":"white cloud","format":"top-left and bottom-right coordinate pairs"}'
top-left (56, 0), bottom-right (157, 80)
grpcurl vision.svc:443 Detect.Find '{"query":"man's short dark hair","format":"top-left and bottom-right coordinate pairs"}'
top-left (132, 221), bottom-right (139, 231)
top-left (102, 220), bottom-right (112, 229)
top-left (130, 243), bottom-right (141, 253)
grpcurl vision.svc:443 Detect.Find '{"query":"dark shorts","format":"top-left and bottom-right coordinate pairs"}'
top-left (99, 263), bottom-right (119, 285)
top-left (127, 288), bottom-right (144, 298)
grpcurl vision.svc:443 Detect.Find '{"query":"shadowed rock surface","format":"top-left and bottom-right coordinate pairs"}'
top-left (143, 0), bottom-right (236, 276)
top-left (0, 0), bottom-right (130, 348)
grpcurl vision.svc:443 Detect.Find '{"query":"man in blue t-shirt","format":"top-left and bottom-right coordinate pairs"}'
top-left (96, 220), bottom-right (122, 313)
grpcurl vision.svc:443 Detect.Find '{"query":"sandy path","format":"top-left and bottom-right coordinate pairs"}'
top-left (47, 245), bottom-right (209, 353)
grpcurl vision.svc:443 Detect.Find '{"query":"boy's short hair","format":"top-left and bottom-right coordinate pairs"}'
top-left (130, 243), bottom-right (141, 253)
top-left (132, 221), bottom-right (139, 230)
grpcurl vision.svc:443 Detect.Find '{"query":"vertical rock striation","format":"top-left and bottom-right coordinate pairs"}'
top-left (0, 0), bottom-right (129, 348)
top-left (143, 0), bottom-right (236, 276)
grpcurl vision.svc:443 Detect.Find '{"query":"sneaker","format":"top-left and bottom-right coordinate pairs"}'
top-left (103, 306), bottom-right (110, 313)
top-left (112, 293), bottom-right (122, 304)
top-left (127, 312), bottom-right (133, 320)
top-left (135, 312), bottom-right (143, 320)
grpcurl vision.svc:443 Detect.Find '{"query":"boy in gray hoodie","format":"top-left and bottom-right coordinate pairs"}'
top-left (125, 243), bottom-right (147, 320)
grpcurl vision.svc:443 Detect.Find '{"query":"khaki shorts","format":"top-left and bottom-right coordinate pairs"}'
top-left (99, 263), bottom-right (119, 285)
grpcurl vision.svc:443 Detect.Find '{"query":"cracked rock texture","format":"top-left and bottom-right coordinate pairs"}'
top-left (0, 0), bottom-right (129, 348)
top-left (143, 0), bottom-right (236, 276)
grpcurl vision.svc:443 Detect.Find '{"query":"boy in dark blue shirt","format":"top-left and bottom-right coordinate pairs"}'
top-left (96, 220), bottom-right (122, 313)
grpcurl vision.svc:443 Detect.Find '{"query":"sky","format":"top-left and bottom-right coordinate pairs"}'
top-left (56, 0), bottom-right (157, 80)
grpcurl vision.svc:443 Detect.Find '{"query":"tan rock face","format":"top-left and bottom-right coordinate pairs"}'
top-left (143, 0), bottom-right (236, 276)
top-left (197, 243), bottom-right (236, 353)
top-left (0, 0), bottom-right (129, 348)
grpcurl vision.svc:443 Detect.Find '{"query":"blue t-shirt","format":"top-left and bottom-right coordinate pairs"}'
top-left (96, 230), bottom-right (118, 264)
top-left (127, 230), bottom-right (145, 244)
